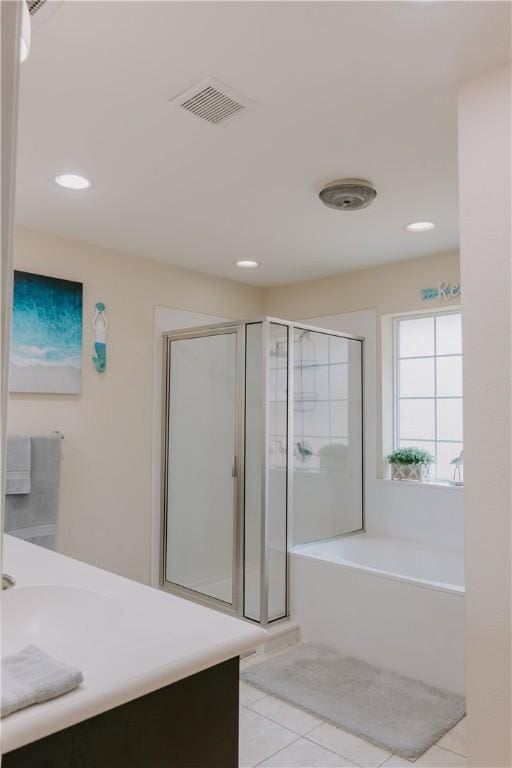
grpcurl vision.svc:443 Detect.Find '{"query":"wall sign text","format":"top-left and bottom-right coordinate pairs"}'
top-left (421, 281), bottom-right (461, 302)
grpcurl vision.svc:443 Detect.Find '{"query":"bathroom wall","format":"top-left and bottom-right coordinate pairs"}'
top-left (8, 227), bottom-right (463, 581)
top-left (458, 64), bottom-right (511, 768)
top-left (264, 249), bottom-right (460, 319)
top-left (7, 227), bottom-right (262, 582)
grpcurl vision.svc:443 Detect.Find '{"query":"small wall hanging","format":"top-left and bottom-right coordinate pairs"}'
top-left (421, 281), bottom-right (461, 302)
top-left (92, 302), bottom-right (108, 373)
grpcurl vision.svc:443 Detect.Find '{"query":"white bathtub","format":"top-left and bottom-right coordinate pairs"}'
top-left (291, 533), bottom-right (465, 694)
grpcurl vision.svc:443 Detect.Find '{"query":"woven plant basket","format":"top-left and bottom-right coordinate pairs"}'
top-left (390, 463), bottom-right (429, 482)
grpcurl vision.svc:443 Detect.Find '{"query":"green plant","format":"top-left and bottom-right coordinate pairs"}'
top-left (386, 447), bottom-right (434, 465)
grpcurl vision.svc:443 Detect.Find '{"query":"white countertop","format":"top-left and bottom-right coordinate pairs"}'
top-left (1, 536), bottom-right (266, 754)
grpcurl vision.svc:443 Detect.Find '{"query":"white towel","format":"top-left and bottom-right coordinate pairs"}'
top-left (1, 645), bottom-right (83, 718)
top-left (6, 436), bottom-right (31, 495)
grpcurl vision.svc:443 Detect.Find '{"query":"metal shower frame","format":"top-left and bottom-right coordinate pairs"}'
top-left (160, 317), bottom-right (364, 626)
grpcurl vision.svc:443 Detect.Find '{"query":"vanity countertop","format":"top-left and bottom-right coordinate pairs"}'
top-left (1, 535), bottom-right (266, 754)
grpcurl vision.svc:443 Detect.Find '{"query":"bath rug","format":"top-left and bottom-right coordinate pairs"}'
top-left (242, 644), bottom-right (465, 760)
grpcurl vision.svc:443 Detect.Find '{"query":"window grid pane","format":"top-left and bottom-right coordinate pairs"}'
top-left (396, 312), bottom-right (463, 481)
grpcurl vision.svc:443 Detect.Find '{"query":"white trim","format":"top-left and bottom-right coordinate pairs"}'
top-left (376, 478), bottom-right (464, 492)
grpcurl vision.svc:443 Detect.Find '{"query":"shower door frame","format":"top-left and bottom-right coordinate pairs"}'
top-left (160, 322), bottom-right (246, 617)
top-left (160, 318), bottom-right (365, 626)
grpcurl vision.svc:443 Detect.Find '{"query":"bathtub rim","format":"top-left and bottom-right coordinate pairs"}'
top-left (291, 541), bottom-right (465, 597)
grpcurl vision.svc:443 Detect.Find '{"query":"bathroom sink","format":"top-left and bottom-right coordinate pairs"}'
top-left (2, 584), bottom-right (125, 656)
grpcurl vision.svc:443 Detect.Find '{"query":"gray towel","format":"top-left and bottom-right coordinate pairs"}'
top-left (5, 434), bottom-right (61, 550)
top-left (1, 645), bottom-right (84, 718)
top-left (6, 436), bottom-right (31, 494)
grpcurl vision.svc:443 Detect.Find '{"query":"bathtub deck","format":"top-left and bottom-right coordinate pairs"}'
top-left (292, 533), bottom-right (464, 594)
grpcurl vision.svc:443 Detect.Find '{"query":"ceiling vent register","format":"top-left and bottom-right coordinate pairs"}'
top-left (27, 0), bottom-right (47, 15)
top-left (172, 78), bottom-right (252, 125)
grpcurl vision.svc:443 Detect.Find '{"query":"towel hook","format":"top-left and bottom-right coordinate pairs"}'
top-left (53, 430), bottom-right (64, 440)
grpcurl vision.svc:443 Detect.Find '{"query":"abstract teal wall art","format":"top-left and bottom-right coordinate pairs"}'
top-left (10, 271), bottom-right (83, 394)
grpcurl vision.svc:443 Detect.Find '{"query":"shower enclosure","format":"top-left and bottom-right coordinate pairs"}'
top-left (160, 318), bottom-right (363, 625)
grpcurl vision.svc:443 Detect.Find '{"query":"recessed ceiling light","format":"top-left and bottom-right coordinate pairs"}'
top-left (55, 173), bottom-right (91, 190)
top-left (236, 260), bottom-right (259, 268)
top-left (405, 221), bottom-right (435, 232)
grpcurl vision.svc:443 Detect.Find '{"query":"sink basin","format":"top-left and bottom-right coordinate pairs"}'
top-left (2, 585), bottom-right (125, 656)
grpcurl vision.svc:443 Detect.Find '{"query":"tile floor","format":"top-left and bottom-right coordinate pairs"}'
top-left (239, 652), bottom-right (467, 768)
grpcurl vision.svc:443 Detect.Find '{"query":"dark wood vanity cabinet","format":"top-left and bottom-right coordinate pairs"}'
top-left (3, 657), bottom-right (239, 768)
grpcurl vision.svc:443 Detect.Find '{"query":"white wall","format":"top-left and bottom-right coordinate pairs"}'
top-left (8, 228), bottom-right (261, 583)
top-left (265, 250), bottom-right (460, 320)
top-left (458, 65), bottom-right (511, 768)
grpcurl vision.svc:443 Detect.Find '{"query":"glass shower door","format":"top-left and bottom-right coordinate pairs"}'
top-left (163, 327), bottom-right (240, 608)
top-left (292, 329), bottom-right (363, 545)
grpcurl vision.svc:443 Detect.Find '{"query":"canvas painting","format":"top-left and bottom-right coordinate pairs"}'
top-left (10, 271), bottom-right (83, 394)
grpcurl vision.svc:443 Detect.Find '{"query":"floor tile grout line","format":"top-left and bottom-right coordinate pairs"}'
top-left (244, 702), bottom-right (322, 739)
top-left (377, 755), bottom-right (411, 767)
top-left (240, 685), bottom-right (268, 706)
top-left (301, 731), bottom-right (366, 768)
top-left (251, 734), bottom-right (303, 768)
top-left (377, 757), bottom-right (393, 768)
top-left (303, 722), bottom-right (394, 768)
top-left (379, 749), bottom-right (418, 767)
top-left (433, 743), bottom-right (468, 759)
top-left (301, 721), bottom-right (328, 737)
top-left (243, 693), bottom-right (268, 705)
top-left (244, 691), bottom-right (396, 767)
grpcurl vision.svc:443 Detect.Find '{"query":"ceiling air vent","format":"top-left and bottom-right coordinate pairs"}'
top-left (27, 0), bottom-right (63, 30)
top-left (27, 0), bottom-right (47, 15)
top-left (171, 78), bottom-right (253, 126)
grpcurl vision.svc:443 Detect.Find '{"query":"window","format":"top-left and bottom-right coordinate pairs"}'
top-left (395, 311), bottom-right (463, 482)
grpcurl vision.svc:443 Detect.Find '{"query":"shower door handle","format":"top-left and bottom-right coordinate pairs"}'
top-left (232, 457), bottom-right (238, 478)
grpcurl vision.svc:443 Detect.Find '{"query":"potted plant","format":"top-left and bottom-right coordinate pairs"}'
top-left (386, 447), bottom-right (434, 482)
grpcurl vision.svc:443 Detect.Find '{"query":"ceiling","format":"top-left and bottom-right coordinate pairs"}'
top-left (16, 1), bottom-right (510, 286)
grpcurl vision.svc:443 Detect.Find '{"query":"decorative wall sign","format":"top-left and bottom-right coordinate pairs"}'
top-left (421, 281), bottom-right (461, 302)
top-left (10, 271), bottom-right (83, 394)
top-left (92, 302), bottom-right (108, 373)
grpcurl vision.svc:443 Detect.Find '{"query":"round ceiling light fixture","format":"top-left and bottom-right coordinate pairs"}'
top-left (55, 173), bottom-right (92, 190)
top-left (319, 178), bottom-right (377, 211)
top-left (236, 260), bottom-right (259, 269)
top-left (20, 1), bottom-right (31, 63)
top-left (405, 221), bottom-right (436, 232)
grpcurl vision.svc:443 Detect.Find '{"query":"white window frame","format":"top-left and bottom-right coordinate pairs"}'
top-left (393, 309), bottom-right (463, 482)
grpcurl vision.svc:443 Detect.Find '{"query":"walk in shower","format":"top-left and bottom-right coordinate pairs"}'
top-left (160, 318), bottom-right (363, 625)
